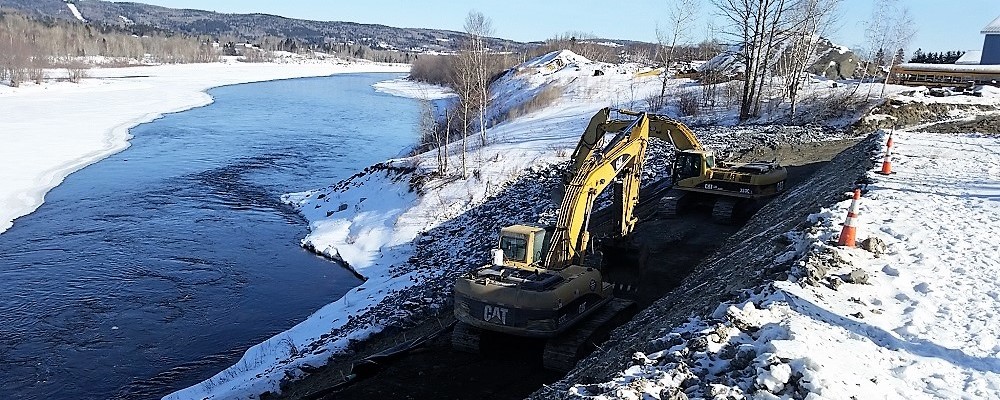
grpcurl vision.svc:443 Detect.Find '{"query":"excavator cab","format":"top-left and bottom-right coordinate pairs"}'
top-left (673, 150), bottom-right (715, 183)
top-left (495, 225), bottom-right (553, 268)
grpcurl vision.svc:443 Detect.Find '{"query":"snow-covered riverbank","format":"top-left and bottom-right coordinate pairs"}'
top-left (167, 49), bottom-right (674, 400)
top-left (0, 59), bottom-right (407, 235)
top-left (168, 50), bottom-right (887, 400)
top-left (166, 47), bottom-right (1000, 399)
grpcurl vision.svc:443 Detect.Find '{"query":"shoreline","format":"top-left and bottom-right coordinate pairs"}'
top-left (0, 59), bottom-right (409, 235)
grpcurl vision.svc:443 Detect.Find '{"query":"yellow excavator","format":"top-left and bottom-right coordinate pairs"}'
top-left (452, 110), bottom-right (652, 372)
top-left (568, 108), bottom-right (787, 222)
top-left (452, 109), bottom-right (788, 371)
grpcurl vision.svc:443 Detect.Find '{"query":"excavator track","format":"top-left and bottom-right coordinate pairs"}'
top-left (658, 189), bottom-right (686, 218)
top-left (712, 198), bottom-right (738, 223)
top-left (542, 297), bottom-right (637, 372)
top-left (451, 321), bottom-right (482, 354)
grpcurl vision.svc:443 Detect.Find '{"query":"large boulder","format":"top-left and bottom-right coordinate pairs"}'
top-left (700, 37), bottom-right (859, 80)
top-left (808, 37), bottom-right (860, 80)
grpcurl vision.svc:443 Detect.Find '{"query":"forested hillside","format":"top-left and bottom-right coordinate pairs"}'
top-left (0, 0), bottom-right (527, 53)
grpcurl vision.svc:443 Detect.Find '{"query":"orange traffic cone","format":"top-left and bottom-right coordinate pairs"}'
top-left (878, 132), bottom-right (893, 175)
top-left (837, 188), bottom-right (861, 247)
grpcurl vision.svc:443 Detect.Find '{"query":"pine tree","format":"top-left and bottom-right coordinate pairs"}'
top-left (910, 48), bottom-right (923, 62)
top-left (873, 48), bottom-right (887, 67)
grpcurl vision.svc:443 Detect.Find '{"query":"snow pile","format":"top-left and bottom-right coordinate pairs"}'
top-left (700, 37), bottom-right (860, 80)
top-left (699, 45), bottom-right (746, 76)
top-left (521, 49), bottom-right (595, 71)
top-left (373, 78), bottom-right (456, 100)
top-left (0, 60), bottom-right (407, 236)
top-left (284, 163), bottom-right (422, 276)
top-left (565, 130), bottom-right (1000, 399)
top-left (488, 50), bottom-right (651, 123)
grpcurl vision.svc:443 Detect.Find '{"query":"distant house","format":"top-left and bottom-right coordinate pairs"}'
top-left (983, 15), bottom-right (1000, 65)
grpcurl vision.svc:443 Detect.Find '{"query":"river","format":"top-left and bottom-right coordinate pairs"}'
top-left (0, 73), bottom-right (420, 399)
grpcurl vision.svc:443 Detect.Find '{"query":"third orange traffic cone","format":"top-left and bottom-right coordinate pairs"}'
top-left (878, 132), bottom-right (893, 175)
top-left (837, 188), bottom-right (861, 247)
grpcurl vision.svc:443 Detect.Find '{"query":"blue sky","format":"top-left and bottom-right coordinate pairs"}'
top-left (127, 0), bottom-right (999, 53)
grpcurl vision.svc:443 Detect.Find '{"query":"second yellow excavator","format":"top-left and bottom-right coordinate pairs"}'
top-left (568, 108), bottom-right (787, 222)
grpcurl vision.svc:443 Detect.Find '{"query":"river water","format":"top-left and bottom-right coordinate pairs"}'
top-left (0, 73), bottom-right (420, 399)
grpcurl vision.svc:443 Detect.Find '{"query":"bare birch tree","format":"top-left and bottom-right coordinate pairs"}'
top-left (856, 0), bottom-right (915, 100)
top-left (417, 98), bottom-right (446, 175)
top-left (656, 0), bottom-right (700, 102)
top-left (777, 0), bottom-right (841, 118)
top-left (454, 44), bottom-right (476, 178)
top-left (880, 6), bottom-right (914, 97)
top-left (712, 0), bottom-right (799, 121)
top-left (464, 11), bottom-right (494, 147)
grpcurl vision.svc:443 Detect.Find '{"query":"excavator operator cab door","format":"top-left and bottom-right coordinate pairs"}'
top-left (673, 151), bottom-right (704, 182)
top-left (530, 229), bottom-right (552, 266)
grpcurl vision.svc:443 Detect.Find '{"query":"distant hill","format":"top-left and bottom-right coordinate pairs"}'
top-left (0, 0), bottom-right (527, 53)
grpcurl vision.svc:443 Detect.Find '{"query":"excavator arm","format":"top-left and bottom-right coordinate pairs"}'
top-left (545, 113), bottom-right (650, 269)
top-left (568, 108), bottom-right (702, 178)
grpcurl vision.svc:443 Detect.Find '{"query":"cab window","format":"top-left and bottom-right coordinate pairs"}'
top-left (531, 230), bottom-right (547, 264)
top-left (499, 235), bottom-right (527, 262)
top-left (675, 153), bottom-right (702, 180)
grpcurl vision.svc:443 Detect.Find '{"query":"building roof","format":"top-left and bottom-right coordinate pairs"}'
top-left (898, 62), bottom-right (1000, 74)
top-left (956, 50), bottom-right (982, 65)
top-left (983, 15), bottom-right (1000, 34)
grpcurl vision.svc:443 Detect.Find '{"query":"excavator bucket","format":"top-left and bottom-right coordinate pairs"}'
top-left (595, 237), bottom-right (648, 296)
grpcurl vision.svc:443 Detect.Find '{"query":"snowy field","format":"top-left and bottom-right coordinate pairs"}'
top-left (0, 59), bottom-right (407, 235)
top-left (565, 130), bottom-right (1000, 399)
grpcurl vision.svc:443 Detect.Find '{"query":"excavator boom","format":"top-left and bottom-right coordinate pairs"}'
top-left (569, 108), bottom-right (788, 222)
top-left (545, 112), bottom-right (650, 269)
top-left (568, 108), bottom-right (702, 177)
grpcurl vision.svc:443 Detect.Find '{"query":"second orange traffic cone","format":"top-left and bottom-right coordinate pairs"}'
top-left (878, 132), bottom-right (894, 175)
top-left (837, 188), bottom-right (862, 248)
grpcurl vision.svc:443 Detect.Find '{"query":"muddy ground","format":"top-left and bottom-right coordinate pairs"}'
top-left (266, 137), bottom-right (858, 400)
top-left (917, 113), bottom-right (1000, 134)
top-left (853, 97), bottom-right (1000, 134)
